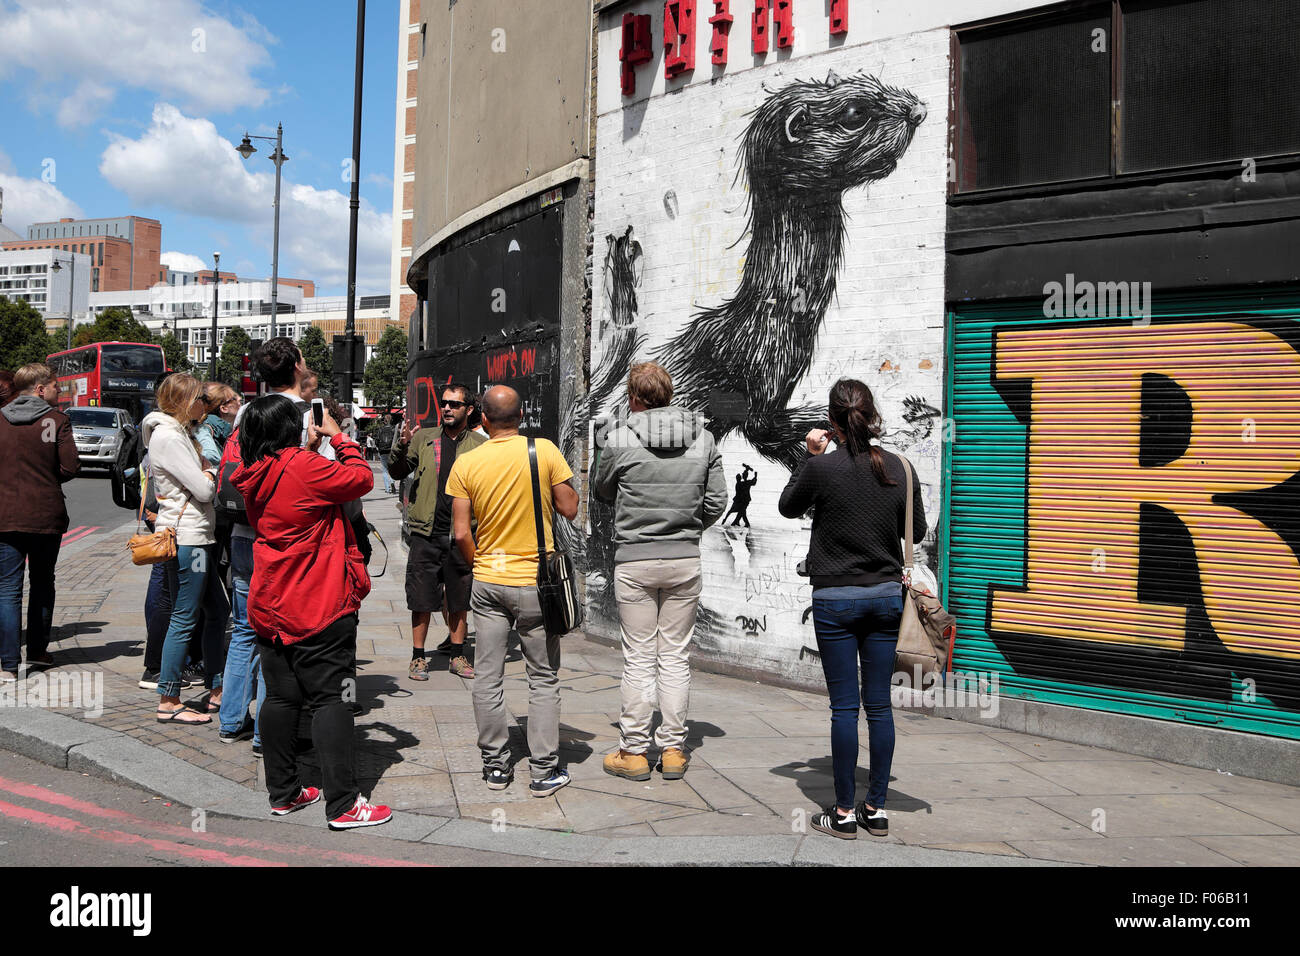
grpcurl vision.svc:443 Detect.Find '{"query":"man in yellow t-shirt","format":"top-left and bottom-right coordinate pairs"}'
top-left (447, 385), bottom-right (578, 797)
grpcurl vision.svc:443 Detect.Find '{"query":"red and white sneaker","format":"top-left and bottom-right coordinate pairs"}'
top-left (270, 787), bottom-right (321, 816)
top-left (328, 796), bottom-right (393, 831)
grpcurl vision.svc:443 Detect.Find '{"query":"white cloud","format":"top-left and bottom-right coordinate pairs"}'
top-left (55, 79), bottom-right (115, 129)
top-left (100, 105), bottom-right (392, 292)
top-left (0, 149), bottom-right (85, 230)
top-left (0, 0), bottom-right (273, 126)
top-left (160, 251), bottom-right (207, 274)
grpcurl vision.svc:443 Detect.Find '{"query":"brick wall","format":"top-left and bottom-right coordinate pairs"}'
top-left (588, 26), bottom-right (951, 680)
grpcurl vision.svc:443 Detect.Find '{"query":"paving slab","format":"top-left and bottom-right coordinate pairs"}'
top-left (1031, 794), bottom-right (1293, 838)
top-left (0, 706), bottom-right (119, 767)
top-left (793, 836), bottom-right (1059, 866)
top-left (888, 797), bottom-right (1099, 846)
top-left (589, 834), bottom-right (801, 865)
top-left (1190, 834), bottom-right (1300, 867)
top-left (1007, 836), bottom-right (1243, 867)
top-left (888, 762), bottom-right (1077, 800)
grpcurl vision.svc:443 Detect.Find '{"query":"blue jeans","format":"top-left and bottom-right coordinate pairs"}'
top-left (158, 544), bottom-right (229, 699)
top-left (0, 533), bottom-right (61, 672)
top-left (219, 536), bottom-right (264, 743)
top-left (143, 556), bottom-right (174, 673)
top-left (811, 582), bottom-right (903, 811)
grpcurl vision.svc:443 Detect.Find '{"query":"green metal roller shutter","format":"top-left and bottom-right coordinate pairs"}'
top-left (944, 291), bottom-right (1300, 740)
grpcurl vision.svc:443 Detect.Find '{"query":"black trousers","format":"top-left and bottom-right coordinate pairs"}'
top-left (258, 614), bottom-right (359, 820)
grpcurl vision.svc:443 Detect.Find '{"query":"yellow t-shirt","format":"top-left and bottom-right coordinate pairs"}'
top-left (445, 434), bottom-right (574, 586)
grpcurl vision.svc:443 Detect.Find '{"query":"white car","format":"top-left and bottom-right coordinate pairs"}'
top-left (66, 406), bottom-right (132, 469)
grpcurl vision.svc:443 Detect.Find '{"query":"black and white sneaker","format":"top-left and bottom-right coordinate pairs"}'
top-left (138, 670), bottom-right (160, 690)
top-left (483, 767), bottom-right (513, 791)
top-left (811, 806), bottom-right (858, 839)
top-left (529, 769), bottom-right (571, 798)
top-left (219, 721), bottom-right (254, 744)
top-left (856, 802), bottom-right (888, 837)
top-left (251, 743), bottom-right (263, 759)
top-left (180, 664), bottom-right (204, 688)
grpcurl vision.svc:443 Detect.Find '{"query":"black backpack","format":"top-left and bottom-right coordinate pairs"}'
top-left (110, 425), bottom-right (144, 512)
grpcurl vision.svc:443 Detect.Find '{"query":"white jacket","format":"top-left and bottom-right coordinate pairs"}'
top-left (141, 412), bottom-right (216, 546)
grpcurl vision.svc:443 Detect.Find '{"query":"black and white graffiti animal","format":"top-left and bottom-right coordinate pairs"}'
top-left (655, 71), bottom-right (926, 471)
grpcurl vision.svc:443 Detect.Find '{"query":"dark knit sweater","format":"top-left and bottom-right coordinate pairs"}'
top-left (778, 447), bottom-right (926, 588)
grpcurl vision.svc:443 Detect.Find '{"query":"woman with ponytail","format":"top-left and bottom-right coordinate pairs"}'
top-left (779, 378), bottom-right (927, 839)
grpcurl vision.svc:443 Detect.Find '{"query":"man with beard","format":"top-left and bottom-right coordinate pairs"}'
top-left (388, 384), bottom-right (486, 680)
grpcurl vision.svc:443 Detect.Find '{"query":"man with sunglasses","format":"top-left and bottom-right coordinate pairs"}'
top-left (388, 384), bottom-right (486, 680)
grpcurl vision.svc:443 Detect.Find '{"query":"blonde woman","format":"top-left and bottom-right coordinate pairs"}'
top-left (141, 374), bottom-right (230, 724)
top-left (195, 382), bottom-right (240, 466)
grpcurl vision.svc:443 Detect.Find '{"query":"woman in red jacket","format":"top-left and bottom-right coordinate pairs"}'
top-left (231, 393), bottom-right (392, 830)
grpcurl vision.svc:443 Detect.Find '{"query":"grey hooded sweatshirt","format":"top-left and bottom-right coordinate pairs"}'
top-left (591, 406), bottom-right (728, 563)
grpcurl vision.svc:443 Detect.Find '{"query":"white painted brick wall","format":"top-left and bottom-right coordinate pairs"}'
top-left (590, 25), bottom-right (951, 681)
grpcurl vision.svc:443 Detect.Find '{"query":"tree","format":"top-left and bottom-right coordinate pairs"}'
top-left (297, 324), bottom-right (333, 382)
top-left (363, 326), bottom-right (408, 408)
top-left (214, 326), bottom-right (252, 390)
top-left (0, 297), bottom-right (57, 370)
top-left (72, 307), bottom-right (154, 349)
top-left (158, 331), bottom-right (193, 373)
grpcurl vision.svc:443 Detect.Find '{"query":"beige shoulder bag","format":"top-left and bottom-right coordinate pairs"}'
top-left (126, 474), bottom-right (189, 566)
top-left (893, 455), bottom-right (957, 688)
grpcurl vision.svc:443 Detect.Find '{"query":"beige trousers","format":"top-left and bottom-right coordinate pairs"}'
top-left (613, 557), bottom-right (702, 753)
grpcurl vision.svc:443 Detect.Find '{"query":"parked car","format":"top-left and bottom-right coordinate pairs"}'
top-left (66, 406), bottom-right (131, 469)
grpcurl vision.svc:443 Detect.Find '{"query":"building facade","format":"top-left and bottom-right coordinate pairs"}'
top-left (389, 0), bottom-right (421, 331)
top-left (402, 0), bottom-right (1300, 760)
top-left (0, 248), bottom-right (92, 326)
top-left (403, 0), bottom-right (594, 446)
top-left (2, 216), bottom-right (163, 293)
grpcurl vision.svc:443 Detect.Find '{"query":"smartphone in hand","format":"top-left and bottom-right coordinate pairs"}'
top-left (312, 398), bottom-right (324, 428)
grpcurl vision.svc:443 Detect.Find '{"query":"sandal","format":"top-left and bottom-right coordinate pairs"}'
top-left (207, 698), bottom-right (222, 713)
top-left (156, 708), bottom-right (212, 725)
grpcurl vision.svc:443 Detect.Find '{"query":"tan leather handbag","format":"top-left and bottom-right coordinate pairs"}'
top-left (893, 455), bottom-right (957, 688)
top-left (126, 475), bottom-right (188, 566)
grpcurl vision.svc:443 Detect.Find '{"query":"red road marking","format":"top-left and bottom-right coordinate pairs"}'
top-left (61, 526), bottom-right (98, 544)
top-left (0, 776), bottom-right (430, 867)
top-left (0, 798), bottom-right (283, 866)
top-left (61, 526), bottom-right (85, 540)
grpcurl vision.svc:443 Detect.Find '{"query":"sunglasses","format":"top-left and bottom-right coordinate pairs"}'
top-left (440, 399), bottom-right (467, 409)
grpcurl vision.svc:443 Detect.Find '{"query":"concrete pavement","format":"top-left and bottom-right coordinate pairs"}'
top-left (3, 469), bottom-right (1297, 866)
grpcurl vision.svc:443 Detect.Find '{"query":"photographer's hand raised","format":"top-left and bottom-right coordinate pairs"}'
top-left (805, 429), bottom-right (832, 456)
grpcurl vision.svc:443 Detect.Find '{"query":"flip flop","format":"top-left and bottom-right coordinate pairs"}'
top-left (156, 708), bottom-right (212, 725)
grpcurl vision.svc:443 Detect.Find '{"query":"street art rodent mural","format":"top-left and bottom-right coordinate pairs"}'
top-left (656, 70), bottom-right (926, 471)
top-left (578, 69), bottom-right (930, 629)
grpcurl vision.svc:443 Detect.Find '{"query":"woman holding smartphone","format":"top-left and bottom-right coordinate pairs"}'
top-left (778, 378), bottom-right (927, 839)
top-left (141, 373), bottom-right (230, 724)
top-left (232, 393), bottom-right (391, 829)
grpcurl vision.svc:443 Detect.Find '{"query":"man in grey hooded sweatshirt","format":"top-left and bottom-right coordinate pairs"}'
top-left (592, 362), bottom-right (727, 782)
top-left (0, 364), bottom-right (79, 679)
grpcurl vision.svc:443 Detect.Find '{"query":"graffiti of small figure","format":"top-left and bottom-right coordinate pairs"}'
top-left (654, 70), bottom-right (926, 472)
top-left (722, 464), bottom-right (758, 527)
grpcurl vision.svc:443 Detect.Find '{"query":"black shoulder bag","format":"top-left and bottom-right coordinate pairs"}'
top-left (528, 437), bottom-right (582, 637)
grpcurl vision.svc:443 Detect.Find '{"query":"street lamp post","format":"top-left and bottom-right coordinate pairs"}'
top-left (340, 0), bottom-right (366, 409)
top-left (50, 253), bottom-right (76, 349)
top-left (209, 252), bottom-right (221, 381)
top-left (236, 125), bottom-right (287, 339)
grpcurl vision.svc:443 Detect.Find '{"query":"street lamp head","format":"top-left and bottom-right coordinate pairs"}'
top-left (236, 134), bottom-right (256, 160)
top-left (51, 259), bottom-right (62, 273)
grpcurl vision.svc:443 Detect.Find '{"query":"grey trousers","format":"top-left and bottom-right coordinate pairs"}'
top-left (470, 579), bottom-right (561, 780)
top-left (614, 557), bottom-right (702, 753)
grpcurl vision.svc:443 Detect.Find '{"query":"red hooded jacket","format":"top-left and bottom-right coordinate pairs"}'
top-left (231, 434), bottom-right (373, 645)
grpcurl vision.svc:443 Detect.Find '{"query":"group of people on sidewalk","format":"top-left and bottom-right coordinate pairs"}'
top-left (2, 349), bottom-right (926, 841)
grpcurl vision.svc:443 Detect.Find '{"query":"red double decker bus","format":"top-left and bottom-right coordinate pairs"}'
top-left (46, 341), bottom-right (168, 423)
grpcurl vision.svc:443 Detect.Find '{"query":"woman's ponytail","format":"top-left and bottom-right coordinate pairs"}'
top-left (828, 378), bottom-right (896, 486)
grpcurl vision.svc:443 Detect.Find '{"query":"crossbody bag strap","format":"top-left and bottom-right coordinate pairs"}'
top-left (136, 472), bottom-right (150, 534)
top-left (527, 437), bottom-right (550, 583)
top-left (900, 451), bottom-right (914, 571)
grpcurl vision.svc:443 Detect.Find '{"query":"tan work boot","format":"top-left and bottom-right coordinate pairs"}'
top-left (659, 747), bottom-right (688, 779)
top-left (603, 749), bottom-right (651, 781)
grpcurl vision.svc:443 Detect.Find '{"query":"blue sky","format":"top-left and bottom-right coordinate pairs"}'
top-left (0, 0), bottom-right (399, 295)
